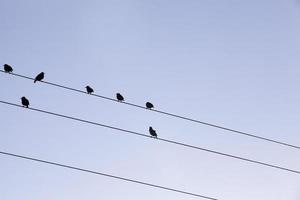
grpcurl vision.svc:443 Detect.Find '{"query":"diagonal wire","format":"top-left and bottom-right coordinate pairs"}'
top-left (0, 151), bottom-right (217, 200)
top-left (1, 69), bottom-right (299, 150)
top-left (1, 100), bottom-right (300, 175)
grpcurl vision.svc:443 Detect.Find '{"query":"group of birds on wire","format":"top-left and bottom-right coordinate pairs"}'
top-left (3, 64), bottom-right (158, 138)
top-left (4, 64), bottom-right (300, 176)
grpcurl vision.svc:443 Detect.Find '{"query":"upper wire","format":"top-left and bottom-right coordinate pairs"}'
top-left (1, 69), bottom-right (299, 150)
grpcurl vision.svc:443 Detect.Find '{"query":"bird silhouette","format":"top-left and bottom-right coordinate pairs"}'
top-left (34, 72), bottom-right (45, 83)
top-left (146, 102), bottom-right (154, 109)
top-left (21, 97), bottom-right (29, 108)
top-left (149, 126), bottom-right (157, 138)
top-left (85, 86), bottom-right (94, 94)
top-left (3, 64), bottom-right (13, 73)
top-left (116, 93), bottom-right (124, 102)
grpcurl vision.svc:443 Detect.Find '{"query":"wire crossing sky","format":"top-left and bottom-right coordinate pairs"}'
top-left (0, 151), bottom-right (217, 200)
top-left (1, 100), bottom-right (299, 175)
top-left (1, 70), bottom-right (300, 150)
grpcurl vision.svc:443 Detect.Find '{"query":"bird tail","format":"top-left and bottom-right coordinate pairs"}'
top-left (34, 80), bottom-right (37, 83)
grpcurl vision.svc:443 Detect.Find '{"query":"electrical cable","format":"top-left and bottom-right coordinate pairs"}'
top-left (1, 100), bottom-right (299, 175)
top-left (1, 70), bottom-right (299, 150)
top-left (0, 150), bottom-right (217, 200)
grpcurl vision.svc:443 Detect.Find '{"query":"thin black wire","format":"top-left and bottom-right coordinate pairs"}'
top-left (0, 151), bottom-right (217, 200)
top-left (1, 100), bottom-right (300, 175)
top-left (1, 69), bottom-right (299, 150)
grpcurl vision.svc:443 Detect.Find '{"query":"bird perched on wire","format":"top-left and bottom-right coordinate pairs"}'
top-left (149, 126), bottom-right (157, 138)
top-left (116, 93), bottom-right (124, 102)
top-left (21, 97), bottom-right (29, 108)
top-left (3, 64), bottom-right (13, 73)
top-left (146, 102), bottom-right (154, 109)
top-left (85, 86), bottom-right (94, 94)
top-left (34, 72), bottom-right (45, 83)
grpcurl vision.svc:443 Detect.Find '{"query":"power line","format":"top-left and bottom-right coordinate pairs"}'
top-left (0, 151), bottom-right (217, 200)
top-left (1, 100), bottom-right (300, 175)
top-left (1, 69), bottom-right (299, 150)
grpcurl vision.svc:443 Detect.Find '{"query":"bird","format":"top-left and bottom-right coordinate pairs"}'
top-left (34, 72), bottom-right (45, 83)
top-left (146, 102), bottom-right (154, 109)
top-left (149, 126), bottom-right (157, 138)
top-left (116, 93), bottom-right (124, 102)
top-left (85, 86), bottom-right (94, 94)
top-left (3, 64), bottom-right (13, 73)
top-left (21, 97), bottom-right (29, 108)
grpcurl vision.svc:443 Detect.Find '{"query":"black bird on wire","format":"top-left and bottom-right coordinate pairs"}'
top-left (3, 64), bottom-right (13, 73)
top-left (34, 72), bottom-right (45, 83)
top-left (149, 126), bottom-right (158, 138)
top-left (85, 86), bottom-right (94, 94)
top-left (146, 102), bottom-right (154, 109)
top-left (116, 93), bottom-right (124, 102)
top-left (21, 97), bottom-right (29, 108)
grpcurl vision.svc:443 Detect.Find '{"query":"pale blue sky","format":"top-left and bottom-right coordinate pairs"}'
top-left (1, 0), bottom-right (300, 199)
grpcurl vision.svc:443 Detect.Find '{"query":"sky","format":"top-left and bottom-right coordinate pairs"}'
top-left (1, 0), bottom-right (300, 199)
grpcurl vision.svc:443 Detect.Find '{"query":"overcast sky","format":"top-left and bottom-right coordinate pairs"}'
top-left (1, 0), bottom-right (300, 199)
